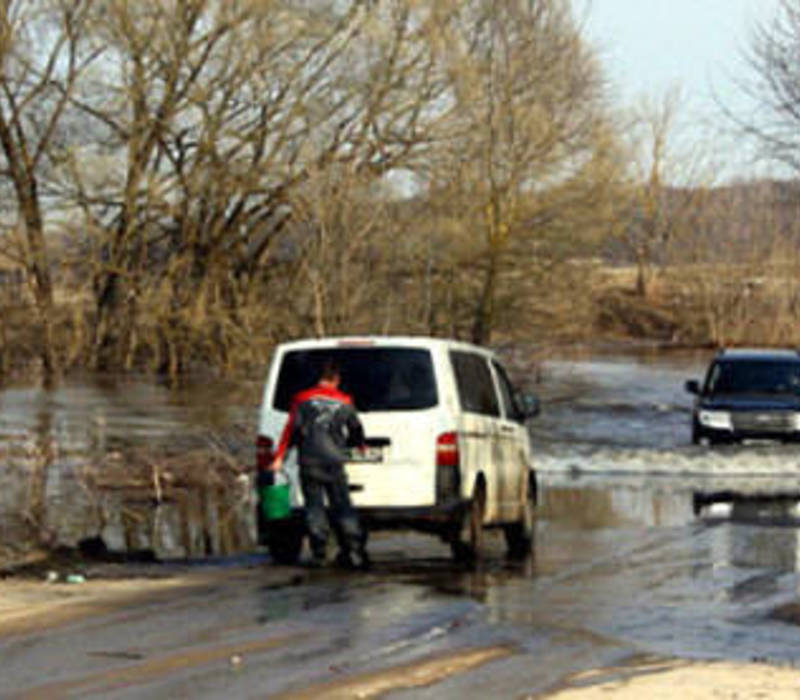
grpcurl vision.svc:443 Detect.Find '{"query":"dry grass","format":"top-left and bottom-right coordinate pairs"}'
top-left (588, 260), bottom-right (800, 349)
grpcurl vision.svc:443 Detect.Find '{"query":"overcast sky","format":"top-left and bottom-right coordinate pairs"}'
top-left (580, 0), bottom-right (782, 179)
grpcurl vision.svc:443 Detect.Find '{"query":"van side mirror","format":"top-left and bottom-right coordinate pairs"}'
top-left (517, 393), bottom-right (540, 419)
top-left (685, 379), bottom-right (701, 395)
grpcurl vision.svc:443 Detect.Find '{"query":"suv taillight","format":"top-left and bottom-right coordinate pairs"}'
top-left (256, 435), bottom-right (274, 471)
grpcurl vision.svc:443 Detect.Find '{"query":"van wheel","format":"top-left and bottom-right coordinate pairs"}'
top-left (450, 483), bottom-right (485, 564)
top-left (266, 518), bottom-right (305, 565)
top-left (504, 470), bottom-right (536, 560)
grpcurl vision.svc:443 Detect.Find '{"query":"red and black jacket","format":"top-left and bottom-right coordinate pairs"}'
top-left (275, 384), bottom-right (364, 467)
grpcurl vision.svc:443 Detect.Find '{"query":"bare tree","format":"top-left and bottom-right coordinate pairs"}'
top-left (0, 0), bottom-right (647, 371)
top-left (608, 85), bottom-right (728, 303)
top-left (273, 167), bottom-right (396, 338)
top-left (0, 0), bottom-right (101, 383)
top-left (739, 0), bottom-right (800, 173)
top-left (420, 0), bottom-right (619, 345)
top-left (60, 0), bottom-right (456, 373)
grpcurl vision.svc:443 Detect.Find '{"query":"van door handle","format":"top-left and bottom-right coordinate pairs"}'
top-left (500, 425), bottom-right (515, 434)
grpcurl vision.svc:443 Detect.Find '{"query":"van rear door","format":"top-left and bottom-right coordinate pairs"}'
top-left (272, 345), bottom-right (441, 507)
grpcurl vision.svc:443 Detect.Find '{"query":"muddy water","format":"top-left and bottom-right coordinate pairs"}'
top-left (5, 483), bottom-right (800, 697)
top-left (7, 351), bottom-right (800, 694)
top-left (533, 349), bottom-right (800, 478)
top-left (0, 373), bottom-right (260, 558)
top-left (533, 474), bottom-right (800, 665)
top-left (6, 349), bottom-right (800, 554)
top-left (531, 348), bottom-right (709, 449)
top-left (520, 349), bottom-right (800, 662)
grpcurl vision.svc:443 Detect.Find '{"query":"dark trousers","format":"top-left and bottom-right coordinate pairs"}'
top-left (300, 462), bottom-right (363, 560)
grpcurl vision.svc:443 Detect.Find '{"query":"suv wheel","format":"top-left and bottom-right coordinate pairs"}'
top-left (504, 470), bottom-right (536, 560)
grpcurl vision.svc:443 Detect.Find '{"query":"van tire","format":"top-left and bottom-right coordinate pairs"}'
top-left (504, 470), bottom-right (536, 560)
top-left (266, 518), bottom-right (305, 565)
top-left (450, 482), bottom-right (485, 563)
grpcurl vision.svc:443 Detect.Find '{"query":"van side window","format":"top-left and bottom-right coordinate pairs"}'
top-left (492, 360), bottom-right (521, 421)
top-left (450, 351), bottom-right (500, 417)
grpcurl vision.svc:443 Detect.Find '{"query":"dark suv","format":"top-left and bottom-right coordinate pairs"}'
top-left (686, 349), bottom-right (800, 445)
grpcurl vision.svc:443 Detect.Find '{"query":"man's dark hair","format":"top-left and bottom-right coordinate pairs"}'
top-left (320, 359), bottom-right (341, 382)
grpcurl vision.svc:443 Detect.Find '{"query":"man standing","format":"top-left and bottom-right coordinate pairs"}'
top-left (270, 360), bottom-right (369, 569)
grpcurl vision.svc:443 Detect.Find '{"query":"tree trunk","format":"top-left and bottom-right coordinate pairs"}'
top-left (91, 225), bottom-right (141, 372)
top-left (635, 245), bottom-right (649, 298)
top-left (22, 198), bottom-right (58, 386)
top-left (91, 269), bottom-right (124, 371)
top-left (472, 253), bottom-right (499, 346)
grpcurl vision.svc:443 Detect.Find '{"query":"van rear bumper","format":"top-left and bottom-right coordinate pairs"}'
top-left (357, 503), bottom-right (463, 535)
top-left (255, 503), bottom-right (465, 541)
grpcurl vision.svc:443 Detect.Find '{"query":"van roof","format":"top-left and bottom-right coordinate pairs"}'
top-left (274, 335), bottom-right (497, 356)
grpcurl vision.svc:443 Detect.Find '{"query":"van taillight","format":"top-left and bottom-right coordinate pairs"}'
top-left (436, 432), bottom-right (460, 504)
top-left (436, 432), bottom-right (459, 467)
top-left (256, 435), bottom-right (274, 470)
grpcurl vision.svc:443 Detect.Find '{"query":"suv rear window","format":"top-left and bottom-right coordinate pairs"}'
top-left (273, 347), bottom-right (438, 412)
top-left (706, 360), bottom-right (800, 395)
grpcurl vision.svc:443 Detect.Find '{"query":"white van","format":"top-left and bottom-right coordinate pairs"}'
top-left (255, 336), bottom-right (539, 564)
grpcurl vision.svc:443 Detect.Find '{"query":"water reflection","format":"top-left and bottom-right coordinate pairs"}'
top-left (540, 479), bottom-right (695, 529)
top-left (5, 349), bottom-right (800, 580)
top-left (544, 475), bottom-right (800, 577)
top-left (696, 497), bottom-right (800, 573)
top-left (0, 373), bottom-right (259, 561)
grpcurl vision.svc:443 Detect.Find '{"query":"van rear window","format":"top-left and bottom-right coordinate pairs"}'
top-left (273, 348), bottom-right (438, 412)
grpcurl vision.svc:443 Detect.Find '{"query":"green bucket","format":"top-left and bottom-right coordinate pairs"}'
top-left (260, 482), bottom-right (291, 521)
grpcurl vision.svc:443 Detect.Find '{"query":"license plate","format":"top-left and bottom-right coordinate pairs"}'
top-left (347, 446), bottom-right (383, 463)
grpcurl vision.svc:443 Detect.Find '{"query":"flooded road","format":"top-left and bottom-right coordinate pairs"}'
top-left (5, 349), bottom-right (800, 696)
top-left (5, 476), bottom-right (800, 697)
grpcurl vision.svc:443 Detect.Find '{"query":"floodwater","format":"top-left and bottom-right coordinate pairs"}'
top-left (6, 349), bottom-right (800, 696)
top-left (0, 373), bottom-right (261, 557)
